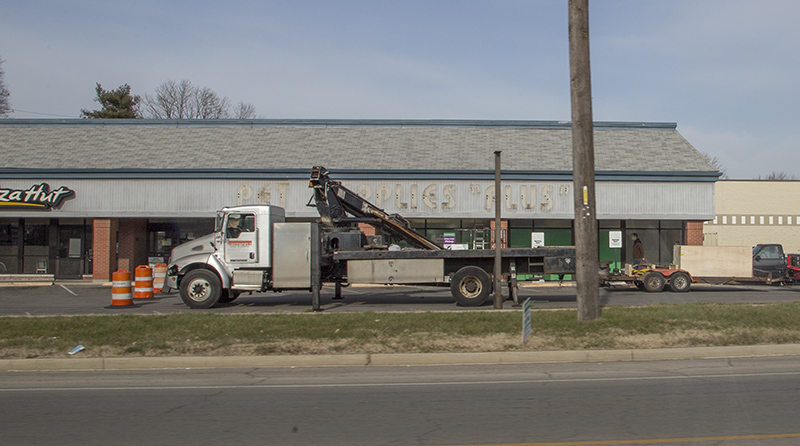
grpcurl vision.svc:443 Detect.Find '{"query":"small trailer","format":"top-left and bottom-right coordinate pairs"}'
top-left (600, 244), bottom-right (793, 292)
top-left (165, 166), bottom-right (577, 309)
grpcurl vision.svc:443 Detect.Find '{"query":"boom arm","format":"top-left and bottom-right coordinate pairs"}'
top-left (309, 166), bottom-right (441, 250)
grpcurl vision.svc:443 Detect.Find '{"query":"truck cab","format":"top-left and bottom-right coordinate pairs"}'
top-left (164, 205), bottom-right (287, 308)
top-left (752, 244), bottom-right (787, 279)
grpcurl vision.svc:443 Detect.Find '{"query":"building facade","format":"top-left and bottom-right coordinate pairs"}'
top-left (0, 119), bottom-right (719, 281)
top-left (703, 181), bottom-right (800, 253)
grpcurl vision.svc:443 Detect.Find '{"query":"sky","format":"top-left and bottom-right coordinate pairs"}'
top-left (2, 0), bottom-right (800, 180)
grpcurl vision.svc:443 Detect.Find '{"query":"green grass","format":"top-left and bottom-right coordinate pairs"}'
top-left (2, 303), bottom-right (800, 359)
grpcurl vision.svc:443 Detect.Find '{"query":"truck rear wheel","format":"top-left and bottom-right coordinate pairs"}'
top-left (642, 271), bottom-right (666, 292)
top-left (451, 266), bottom-right (492, 306)
top-left (668, 272), bottom-right (691, 292)
top-left (180, 269), bottom-right (222, 309)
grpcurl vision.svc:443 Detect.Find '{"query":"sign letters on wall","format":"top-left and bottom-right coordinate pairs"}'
top-left (0, 183), bottom-right (75, 210)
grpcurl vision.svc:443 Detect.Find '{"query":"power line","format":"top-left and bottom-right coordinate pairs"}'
top-left (11, 108), bottom-right (78, 118)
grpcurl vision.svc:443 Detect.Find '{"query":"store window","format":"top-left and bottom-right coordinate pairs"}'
top-left (407, 218), bottom-right (491, 249)
top-left (0, 219), bottom-right (20, 274)
top-left (625, 220), bottom-right (684, 266)
top-left (147, 218), bottom-right (215, 262)
top-left (23, 218), bottom-right (50, 274)
top-left (24, 223), bottom-right (49, 246)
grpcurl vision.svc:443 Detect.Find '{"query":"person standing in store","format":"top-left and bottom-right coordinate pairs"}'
top-left (631, 233), bottom-right (645, 266)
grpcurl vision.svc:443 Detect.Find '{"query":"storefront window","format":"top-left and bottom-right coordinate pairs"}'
top-left (147, 218), bottom-right (215, 262)
top-left (22, 218), bottom-right (50, 274)
top-left (24, 224), bottom-right (48, 246)
top-left (625, 220), bottom-right (685, 266)
top-left (534, 219), bottom-right (572, 229)
top-left (0, 219), bottom-right (20, 274)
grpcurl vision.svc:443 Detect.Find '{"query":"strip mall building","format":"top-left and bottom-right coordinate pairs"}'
top-left (0, 119), bottom-right (719, 281)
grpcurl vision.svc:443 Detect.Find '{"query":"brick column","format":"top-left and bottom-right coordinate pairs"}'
top-left (118, 218), bottom-right (148, 272)
top-left (92, 218), bottom-right (118, 283)
top-left (489, 219), bottom-right (508, 249)
top-left (685, 220), bottom-right (704, 245)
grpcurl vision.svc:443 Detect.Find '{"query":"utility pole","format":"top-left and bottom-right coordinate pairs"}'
top-left (569, 0), bottom-right (600, 321)
top-left (493, 150), bottom-right (503, 309)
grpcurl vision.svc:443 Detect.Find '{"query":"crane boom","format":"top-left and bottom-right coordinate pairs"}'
top-left (309, 166), bottom-right (441, 250)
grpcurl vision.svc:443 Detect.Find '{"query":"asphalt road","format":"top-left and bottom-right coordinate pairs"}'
top-left (3, 356), bottom-right (800, 446)
top-left (2, 281), bottom-right (800, 315)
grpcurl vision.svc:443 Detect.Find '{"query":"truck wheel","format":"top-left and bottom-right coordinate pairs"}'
top-left (668, 272), bottom-right (691, 293)
top-left (451, 266), bottom-right (492, 306)
top-left (180, 269), bottom-right (222, 309)
top-left (642, 271), bottom-right (666, 293)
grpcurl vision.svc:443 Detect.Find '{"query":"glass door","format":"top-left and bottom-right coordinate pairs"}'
top-left (56, 225), bottom-right (85, 279)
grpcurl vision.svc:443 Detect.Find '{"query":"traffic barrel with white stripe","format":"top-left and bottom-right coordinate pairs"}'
top-left (111, 269), bottom-right (133, 306)
top-left (152, 263), bottom-right (167, 293)
top-left (134, 265), bottom-right (154, 299)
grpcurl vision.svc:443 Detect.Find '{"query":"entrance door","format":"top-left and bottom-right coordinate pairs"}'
top-left (56, 225), bottom-right (84, 279)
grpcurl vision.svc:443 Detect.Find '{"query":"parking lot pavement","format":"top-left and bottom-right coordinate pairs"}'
top-left (2, 281), bottom-right (800, 316)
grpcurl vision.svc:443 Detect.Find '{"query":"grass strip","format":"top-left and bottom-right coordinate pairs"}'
top-left (2, 302), bottom-right (800, 359)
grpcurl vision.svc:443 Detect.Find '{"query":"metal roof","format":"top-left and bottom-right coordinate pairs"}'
top-left (0, 119), bottom-right (720, 181)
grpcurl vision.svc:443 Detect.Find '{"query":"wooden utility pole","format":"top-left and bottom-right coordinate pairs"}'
top-left (493, 151), bottom-right (503, 309)
top-left (569, 0), bottom-right (600, 321)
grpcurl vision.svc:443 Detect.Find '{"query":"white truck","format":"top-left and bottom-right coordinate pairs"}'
top-left (164, 167), bottom-right (576, 310)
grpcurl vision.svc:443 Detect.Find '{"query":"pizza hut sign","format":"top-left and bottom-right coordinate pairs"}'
top-left (0, 183), bottom-right (75, 211)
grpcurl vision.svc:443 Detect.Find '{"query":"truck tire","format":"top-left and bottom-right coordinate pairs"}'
top-left (180, 269), bottom-right (222, 309)
top-left (668, 272), bottom-right (691, 293)
top-left (451, 266), bottom-right (492, 306)
top-left (642, 271), bottom-right (666, 293)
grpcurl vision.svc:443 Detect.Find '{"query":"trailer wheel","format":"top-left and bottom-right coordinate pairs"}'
top-left (180, 269), bottom-right (222, 309)
top-left (668, 272), bottom-right (691, 293)
top-left (451, 266), bottom-right (492, 306)
top-left (642, 271), bottom-right (666, 293)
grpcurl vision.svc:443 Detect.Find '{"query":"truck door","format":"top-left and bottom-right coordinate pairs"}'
top-left (753, 244), bottom-right (785, 278)
top-left (223, 212), bottom-right (258, 264)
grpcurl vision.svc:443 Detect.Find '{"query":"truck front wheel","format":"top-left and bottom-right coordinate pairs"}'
top-left (451, 266), bottom-right (492, 306)
top-left (180, 269), bottom-right (222, 309)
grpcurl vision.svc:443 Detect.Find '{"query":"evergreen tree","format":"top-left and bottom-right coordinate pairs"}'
top-left (81, 83), bottom-right (140, 118)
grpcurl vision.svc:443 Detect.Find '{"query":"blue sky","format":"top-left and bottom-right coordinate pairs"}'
top-left (3, 1), bottom-right (799, 179)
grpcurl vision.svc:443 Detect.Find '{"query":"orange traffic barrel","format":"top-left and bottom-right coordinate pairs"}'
top-left (109, 269), bottom-right (134, 307)
top-left (134, 265), bottom-right (154, 298)
top-left (152, 263), bottom-right (167, 293)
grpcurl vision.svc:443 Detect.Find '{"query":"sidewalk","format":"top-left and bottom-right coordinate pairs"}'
top-left (4, 343), bottom-right (800, 372)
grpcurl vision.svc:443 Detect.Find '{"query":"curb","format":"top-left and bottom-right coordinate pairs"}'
top-left (3, 344), bottom-right (800, 372)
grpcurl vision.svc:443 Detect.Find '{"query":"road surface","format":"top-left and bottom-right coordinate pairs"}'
top-left (2, 356), bottom-right (800, 445)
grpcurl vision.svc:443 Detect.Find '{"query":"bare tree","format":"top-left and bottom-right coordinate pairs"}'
top-left (142, 80), bottom-right (192, 118)
top-left (141, 79), bottom-right (255, 119)
top-left (0, 57), bottom-right (11, 117)
top-left (192, 86), bottom-right (230, 119)
top-left (702, 152), bottom-right (728, 179)
top-left (232, 102), bottom-right (256, 119)
top-left (759, 171), bottom-right (797, 181)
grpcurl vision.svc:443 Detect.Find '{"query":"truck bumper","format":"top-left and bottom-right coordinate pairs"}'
top-left (164, 274), bottom-right (178, 290)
